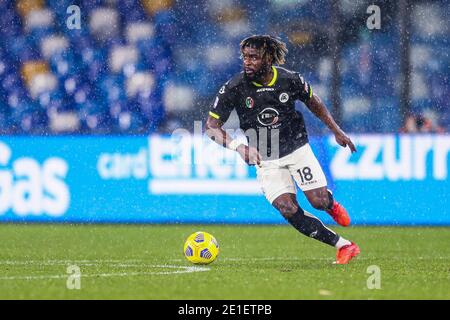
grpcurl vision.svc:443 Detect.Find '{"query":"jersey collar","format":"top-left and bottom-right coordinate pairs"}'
top-left (252, 66), bottom-right (278, 87)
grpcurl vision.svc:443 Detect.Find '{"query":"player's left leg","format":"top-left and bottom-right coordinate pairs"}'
top-left (256, 158), bottom-right (344, 249)
top-left (272, 193), bottom-right (359, 264)
top-left (285, 144), bottom-right (360, 264)
top-left (301, 187), bottom-right (359, 264)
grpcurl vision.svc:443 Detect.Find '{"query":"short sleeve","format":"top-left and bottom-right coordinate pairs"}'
top-left (292, 73), bottom-right (313, 103)
top-left (208, 83), bottom-right (236, 123)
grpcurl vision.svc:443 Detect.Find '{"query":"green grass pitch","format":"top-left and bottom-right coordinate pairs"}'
top-left (0, 224), bottom-right (449, 299)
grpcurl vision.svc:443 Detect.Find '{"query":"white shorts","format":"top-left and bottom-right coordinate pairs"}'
top-left (256, 143), bottom-right (328, 204)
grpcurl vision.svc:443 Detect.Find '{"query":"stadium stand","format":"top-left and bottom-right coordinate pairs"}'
top-left (0, 0), bottom-right (447, 135)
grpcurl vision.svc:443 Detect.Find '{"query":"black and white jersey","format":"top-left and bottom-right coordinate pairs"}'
top-left (209, 66), bottom-right (313, 160)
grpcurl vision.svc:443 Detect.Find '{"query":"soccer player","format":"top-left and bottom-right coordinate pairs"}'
top-left (205, 35), bottom-right (360, 264)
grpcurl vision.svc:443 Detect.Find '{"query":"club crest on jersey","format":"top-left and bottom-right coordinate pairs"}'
top-left (245, 96), bottom-right (254, 109)
top-left (279, 93), bottom-right (289, 103)
top-left (219, 86), bottom-right (225, 94)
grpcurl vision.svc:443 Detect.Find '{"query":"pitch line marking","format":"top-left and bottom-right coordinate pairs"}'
top-left (0, 262), bottom-right (210, 281)
top-left (0, 259), bottom-right (145, 266)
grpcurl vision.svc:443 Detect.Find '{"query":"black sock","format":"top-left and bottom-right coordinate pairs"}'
top-left (286, 207), bottom-right (340, 247)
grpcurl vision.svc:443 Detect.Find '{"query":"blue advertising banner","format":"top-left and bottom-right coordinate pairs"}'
top-left (0, 134), bottom-right (448, 225)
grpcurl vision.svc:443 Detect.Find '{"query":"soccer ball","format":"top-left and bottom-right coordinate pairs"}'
top-left (183, 231), bottom-right (219, 264)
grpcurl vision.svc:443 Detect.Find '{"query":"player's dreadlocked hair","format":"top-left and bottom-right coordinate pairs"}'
top-left (240, 35), bottom-right (288, 65)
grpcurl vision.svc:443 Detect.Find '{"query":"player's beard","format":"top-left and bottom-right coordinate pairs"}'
top-left (244, 63), bottom-right (271, 82)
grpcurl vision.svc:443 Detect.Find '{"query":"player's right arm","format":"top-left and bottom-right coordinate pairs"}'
top-left (205, 84), bottom-right (261, 165)
top-left (205, 115), bottom-right (261, 166)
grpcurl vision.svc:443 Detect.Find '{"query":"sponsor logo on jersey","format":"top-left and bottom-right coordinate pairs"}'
top-left (279, 92), bottom-right (289, 103)
top-left (257, 108), bottom-right (280, 126)
top-left (256, 88), bottom-right (275, 93)
top-left (245, 96), bottom-right (254, 109)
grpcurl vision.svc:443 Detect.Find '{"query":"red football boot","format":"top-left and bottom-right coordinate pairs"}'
top-left (326, 201), bottom-right (351, 227)
top-left (335, 242), bottom-right (360, 265)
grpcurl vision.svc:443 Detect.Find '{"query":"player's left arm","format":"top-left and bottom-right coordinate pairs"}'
top-left (305, 94), bottom-right (357, 153)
